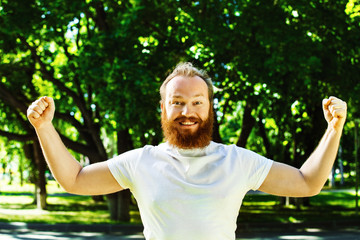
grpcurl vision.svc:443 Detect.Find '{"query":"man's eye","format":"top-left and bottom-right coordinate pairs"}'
top-left (173, 101), bottom-right (182, 105)
top-left (194, 101), bottom-right (202, 105)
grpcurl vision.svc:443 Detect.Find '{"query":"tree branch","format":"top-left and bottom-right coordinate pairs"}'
top-left (0, 130), bottom-right (35, 142)
top-left (18, 36), bottom-right (80, 102)
top-left (58, 132), bottom-right (96, 156)
top-left (60, 27), bottom-right (74, 62)
top-left (94, 2), bottom-right (109, 32)
top-left (18, 35), bottom-right (94, 131)
top-left (54, 112), bottom-right (85, 131)
top-left (0, 82), bottom-right (29, 114)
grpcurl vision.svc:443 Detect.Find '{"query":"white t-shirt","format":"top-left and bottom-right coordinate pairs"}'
top-left (107, 141), bottom-right (273, 240)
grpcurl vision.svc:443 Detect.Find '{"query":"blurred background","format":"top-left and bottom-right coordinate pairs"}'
top-left (0, 0), bottom-right (359, 230)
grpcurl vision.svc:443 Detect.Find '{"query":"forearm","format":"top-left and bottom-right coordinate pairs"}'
top-left (35, 123), bottom-right (82, 192)
top-left (300, 125), bottom-right (343, 195)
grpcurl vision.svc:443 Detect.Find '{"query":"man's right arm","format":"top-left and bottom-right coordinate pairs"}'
top-left (27, 96), bottom-right (123, 195)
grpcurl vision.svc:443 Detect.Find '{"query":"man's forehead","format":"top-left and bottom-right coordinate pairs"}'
top-left (165, 76), bottom-right (208, 98)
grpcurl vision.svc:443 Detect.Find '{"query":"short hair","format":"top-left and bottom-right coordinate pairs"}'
top-left (160, 62), bottom-right (214, 104)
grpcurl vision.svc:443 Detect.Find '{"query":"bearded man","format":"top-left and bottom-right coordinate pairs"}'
top-left (27, 62), bottom-right (347, 240)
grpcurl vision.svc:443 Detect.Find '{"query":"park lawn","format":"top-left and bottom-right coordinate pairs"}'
top-left (239, 190), bottom-right (360, 224)
top-left (0, 195), bottom-right (142, 225)
top-left (0, 180), bottom-right (142, 224)
top-left (1, 180), bottom-right (359, 225)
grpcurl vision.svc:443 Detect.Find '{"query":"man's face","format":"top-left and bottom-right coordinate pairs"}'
top-left (161, 76), bottom-right (213, 149)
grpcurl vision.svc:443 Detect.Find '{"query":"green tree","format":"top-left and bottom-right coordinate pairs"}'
top-left (1, 0), bottom-right (359, 219)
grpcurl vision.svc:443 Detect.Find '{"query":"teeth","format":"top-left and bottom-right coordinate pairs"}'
top-left (181, 122), bottom-right (195, 125)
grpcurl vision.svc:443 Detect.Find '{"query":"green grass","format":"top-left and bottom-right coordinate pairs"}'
top-left (239, 190), bottom-right (360, 224)
top-left (0, 180), bottom-right (141, 224)
top-left (1, 180), bottom-right (359, 225)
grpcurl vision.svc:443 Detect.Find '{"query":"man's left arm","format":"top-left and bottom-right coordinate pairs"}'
top-left (258, 96), bottom-right (347, 197)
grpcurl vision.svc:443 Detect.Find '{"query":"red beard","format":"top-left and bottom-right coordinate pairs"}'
top-left (161, 108), bottom-right (214, 149)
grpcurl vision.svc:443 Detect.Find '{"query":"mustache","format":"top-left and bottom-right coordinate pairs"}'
top-left (174, 116), bottom-right (202, 122)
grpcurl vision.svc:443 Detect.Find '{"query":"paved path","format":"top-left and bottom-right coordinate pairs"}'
top-left (0, 230), bottom-right (144, 240)
top-left (1, 228), bottom-right (360, 240)
top-left (239, 229), bottom-right (360, 240)
top-left (0, 222), bottom-right (144, 240)
top-left (0, 222), bottom-right (359, 240)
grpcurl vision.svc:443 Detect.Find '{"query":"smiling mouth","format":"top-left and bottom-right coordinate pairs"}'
top-left (180, 121), bottom-right (196, 126)
top-left (176, 117), bottom-right (200, 127)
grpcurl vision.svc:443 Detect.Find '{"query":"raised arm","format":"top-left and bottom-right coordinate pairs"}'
top-left (27, 96), bottom-right (123, 195)
top-left (258, 96), bottom-right (347, 197)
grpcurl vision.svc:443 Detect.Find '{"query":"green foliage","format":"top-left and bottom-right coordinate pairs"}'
top-left (0, 0), bottom-right (359, 209)
top-left (346, 0), bottom-right (360, 20)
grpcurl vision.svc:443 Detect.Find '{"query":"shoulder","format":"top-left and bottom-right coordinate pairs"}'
top-left (109, 143), bottom-right (169, 162)
top-left (108, 146), bottom-right (148, 164)
top-left (211, 142), bottom-right (271, 163)
top-left (107, 145), bottom-right (162, 172)
top-left (210, 142), bottom-right (249, 156)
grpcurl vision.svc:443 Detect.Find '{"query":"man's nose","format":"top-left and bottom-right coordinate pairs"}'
top-left (181, 104), bottom-right (195, 117)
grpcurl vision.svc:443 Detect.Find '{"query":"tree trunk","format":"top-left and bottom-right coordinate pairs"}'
top-left (24, 142), bottom-right (47, 209)
top-left (107, 129), bottom-right (134, 222)
top-left (280, 138), bottom-right (297, 207)
top-left (212, 110), bottom-right (222, 143)
top-left (338, 145), bottom-right (344, 185)
top-left (118, 190), bottom-right (131, 221)
top-left (107, 192), bottom-right (119, 220)
top-left (236, 102), bottom-right (256, 148)
top-left (33, 141), bottom-right (47, 210)
top-left (257, 113), bottom-right (273, 159)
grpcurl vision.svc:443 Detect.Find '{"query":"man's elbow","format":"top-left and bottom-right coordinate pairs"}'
top-left (58, 182), bottom-right (77, 195)
top-left (55, 179), bottom-right (82, 195)
top-left (64, 187), bottom-right (79, 195)
top-left (299, 171), bottom-right (323, 197)
top-left (303, 185), bottom-right (322, 197)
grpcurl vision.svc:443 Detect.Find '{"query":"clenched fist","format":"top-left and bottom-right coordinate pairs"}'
top-left (27, 96), bottom-right (55, 129)
top-left (322, 96), bottom-right (347, 130)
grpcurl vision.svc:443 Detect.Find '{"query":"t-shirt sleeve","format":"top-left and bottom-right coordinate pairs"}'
top-left (107, 148), bottom-right (142, 190)
top-left (237, 147), bottom-right (273, 191)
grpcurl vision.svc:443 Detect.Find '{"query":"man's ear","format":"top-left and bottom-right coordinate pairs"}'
top-left (160, 101), bottom-right (164, 113)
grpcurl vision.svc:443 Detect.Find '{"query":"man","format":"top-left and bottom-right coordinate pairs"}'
top-left (27, 62), bottom-right (347, 240)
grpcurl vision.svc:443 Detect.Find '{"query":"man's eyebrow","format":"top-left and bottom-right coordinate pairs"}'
top-left (170, 95), bottom-right (184, 99)
top-left (169, 94), bottom-right (205, 99)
